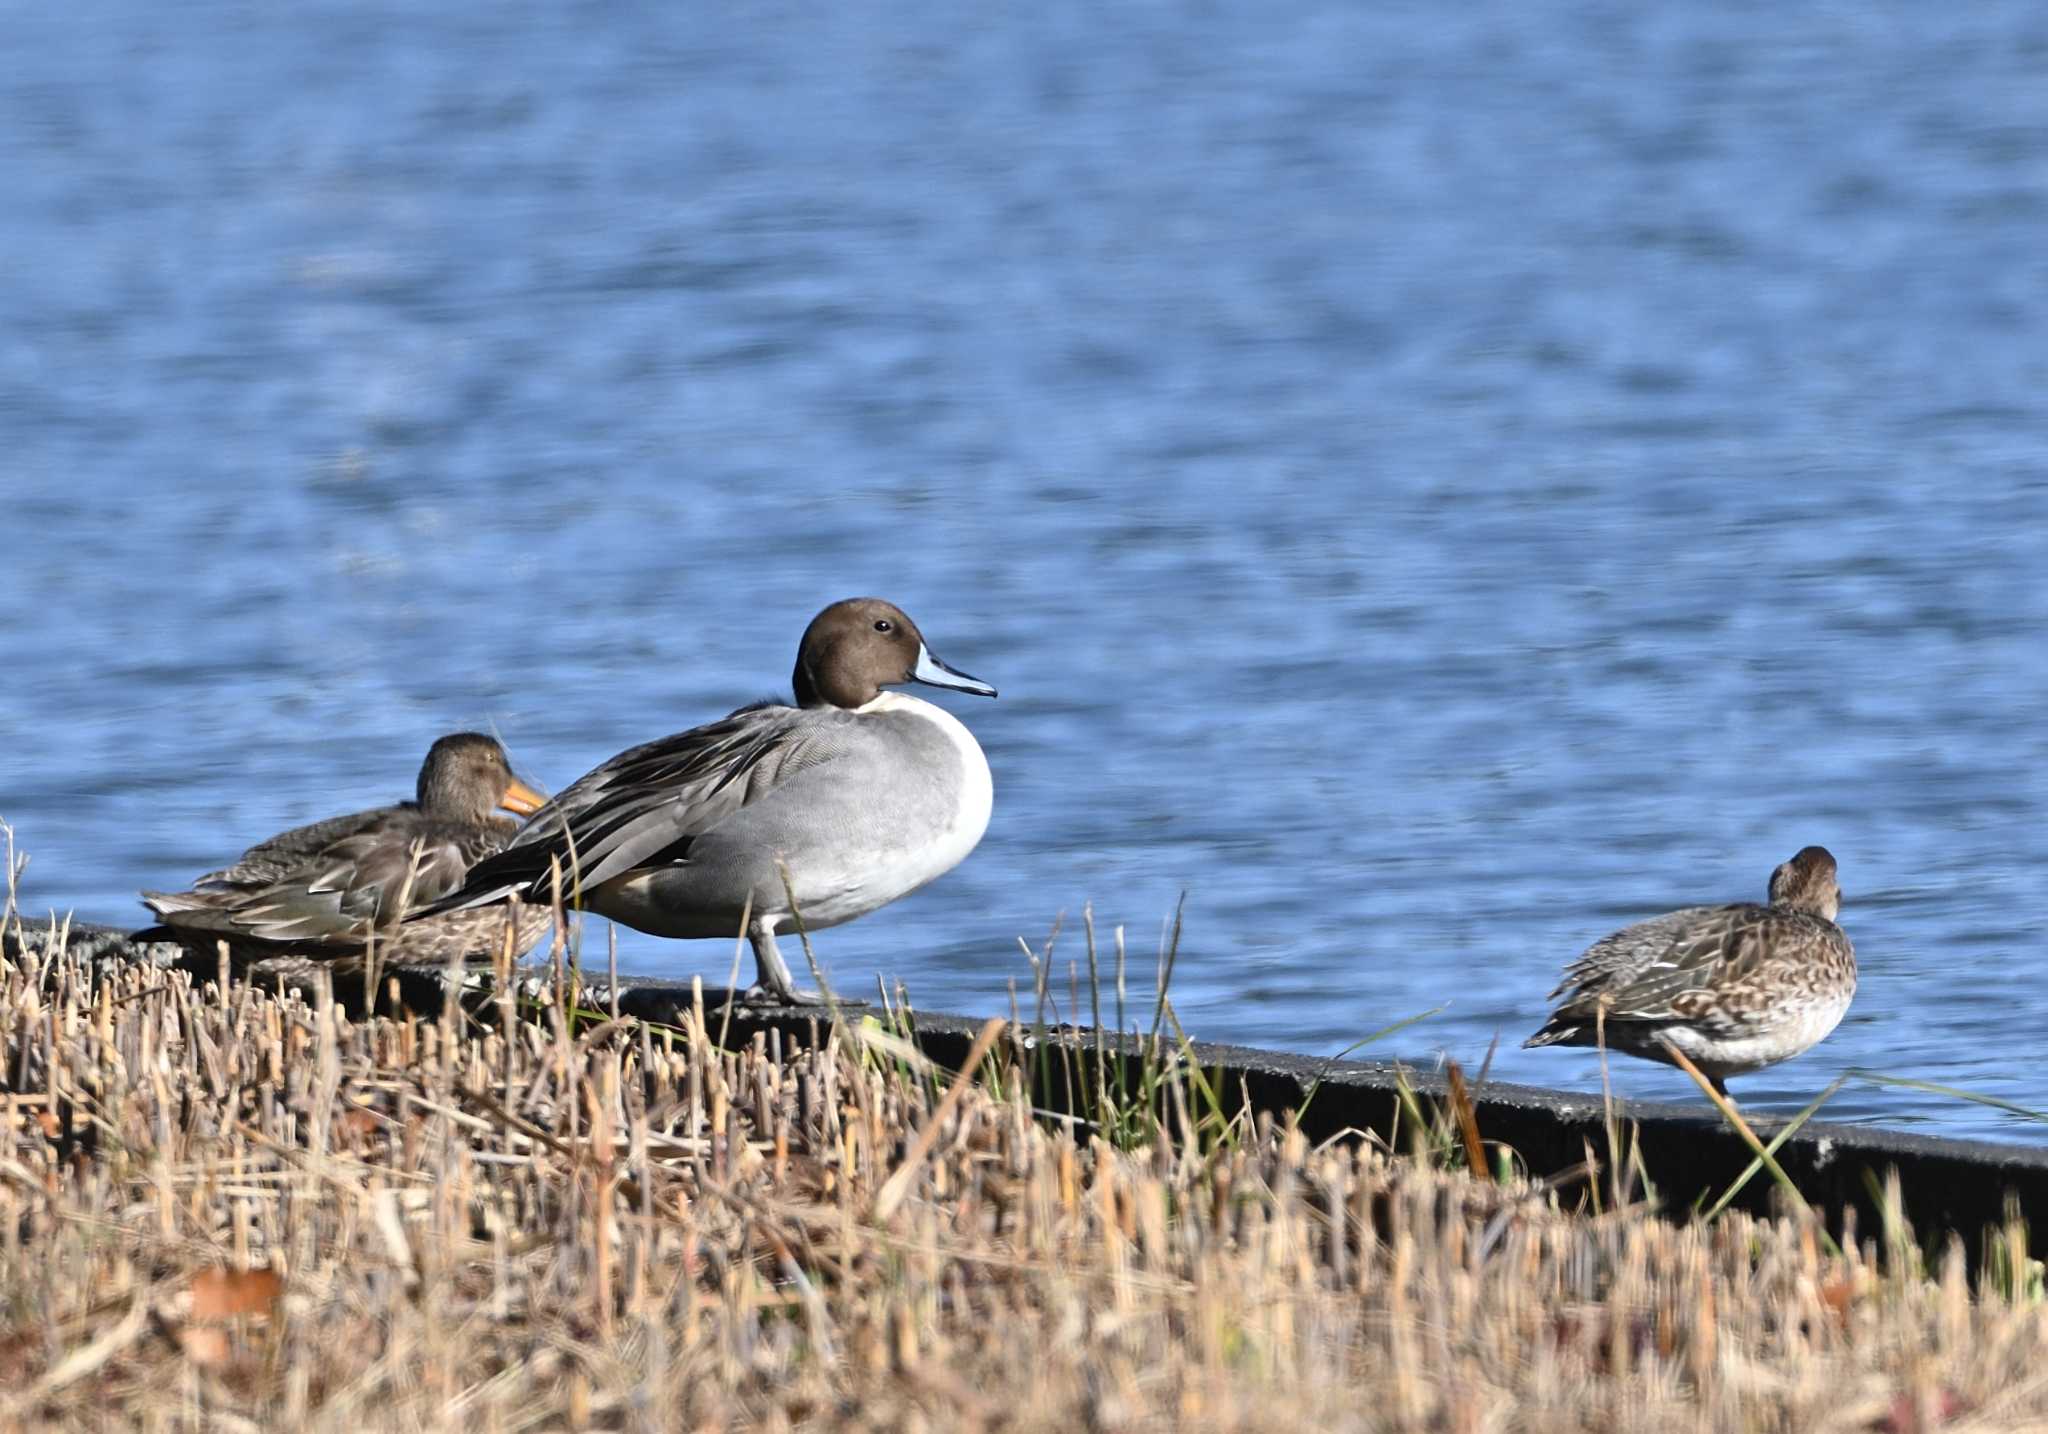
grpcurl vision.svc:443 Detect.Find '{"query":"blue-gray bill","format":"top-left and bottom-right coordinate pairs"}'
top-left (912, 645), bottom-right (997, 698)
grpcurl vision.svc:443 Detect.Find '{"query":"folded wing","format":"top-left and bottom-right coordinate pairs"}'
top-left (426, 705), bottom-right (830, 915)
top-left (146, 816), bottom-right (499, 948)
top-left (1547, 903), bottom-right (1788, 1031)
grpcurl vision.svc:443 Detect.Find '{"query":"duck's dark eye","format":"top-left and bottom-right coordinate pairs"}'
top-left (873, 619), bottom-right (894, 633)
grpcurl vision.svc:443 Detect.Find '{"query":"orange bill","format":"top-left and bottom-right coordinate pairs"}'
top-left (498, 777), bottom-right (548, 817)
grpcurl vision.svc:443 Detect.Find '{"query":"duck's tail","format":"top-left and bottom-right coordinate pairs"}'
top-left (1520, 1018), bottom-right (1586, 1050)
top-left (139, 888), bottom-right (216, 920)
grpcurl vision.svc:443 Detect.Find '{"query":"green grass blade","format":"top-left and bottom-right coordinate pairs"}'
top-left (1702, 1074), bottom-right (1848, 1222)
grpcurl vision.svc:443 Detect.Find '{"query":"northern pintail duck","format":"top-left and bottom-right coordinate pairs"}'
top-left (139, 732), bottom-right (551, 974)
top-left (1523, 846), bottom-right (1856, 1097)
top-left (425, 598), bottom-right (997, 1004)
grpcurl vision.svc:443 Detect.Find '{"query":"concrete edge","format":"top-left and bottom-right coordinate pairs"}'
top-left (582, 974), bottom-right (2048, 1259)
top-left (12, 920), bottom-right (2043, 1258)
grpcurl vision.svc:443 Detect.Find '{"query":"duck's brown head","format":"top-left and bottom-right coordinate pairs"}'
top-left (1768, 845), bottom-right (1841, 921)
top-left (417, 733), bottom-right (547, 824)
top-left (791, 597), bottom-right (997, 710)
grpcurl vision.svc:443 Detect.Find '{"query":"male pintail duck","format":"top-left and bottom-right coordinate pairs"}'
top-left (139, 732), bottom-right (551, 974)
top-left (1523, 846), bottom-right (1856, 1098)
top-left (423, 597), bottom-right (996, 1004)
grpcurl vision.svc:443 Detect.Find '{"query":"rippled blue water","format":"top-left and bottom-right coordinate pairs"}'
top-left (5, 4), bottom-right (2047, 1139)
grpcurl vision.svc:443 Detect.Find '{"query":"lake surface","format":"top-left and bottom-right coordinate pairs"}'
top-left (4, 3), bottom-right (2047, 1140)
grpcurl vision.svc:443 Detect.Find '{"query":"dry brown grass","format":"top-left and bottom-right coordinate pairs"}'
top-left (4, 918), bottom-right (2048, 1432)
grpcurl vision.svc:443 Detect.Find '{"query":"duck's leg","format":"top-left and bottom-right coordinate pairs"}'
top-left (744, 920), bottom-right (828, 1006)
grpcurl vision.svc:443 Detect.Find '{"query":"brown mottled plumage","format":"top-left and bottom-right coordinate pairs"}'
top-left (1523, 846), bottom-right (1857, 1097)
top-left (139, 733), bottom-right (553, 977)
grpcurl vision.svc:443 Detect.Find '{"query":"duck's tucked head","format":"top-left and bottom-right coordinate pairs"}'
top-left (417, 733), bottom-right (548, 823)
top-left (793, 597), bottom-right (998, 710)
top-left (1768, 845), bottom-right (1841, 921)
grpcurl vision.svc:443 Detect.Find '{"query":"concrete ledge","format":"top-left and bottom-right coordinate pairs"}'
top-left (586, 975), bottom-right (2048, 1261)
top-left (13, 920), bottom-right (2045, 1259)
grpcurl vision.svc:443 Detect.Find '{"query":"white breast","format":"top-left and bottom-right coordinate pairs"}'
top-left (1664, 995), bottom-right (1854, 1077)
top-left (859, 690), bottom-right (993, 862)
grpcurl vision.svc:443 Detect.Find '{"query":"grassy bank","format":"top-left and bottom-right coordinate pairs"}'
top-left (3, 920), bottom-right (2047, 1431)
